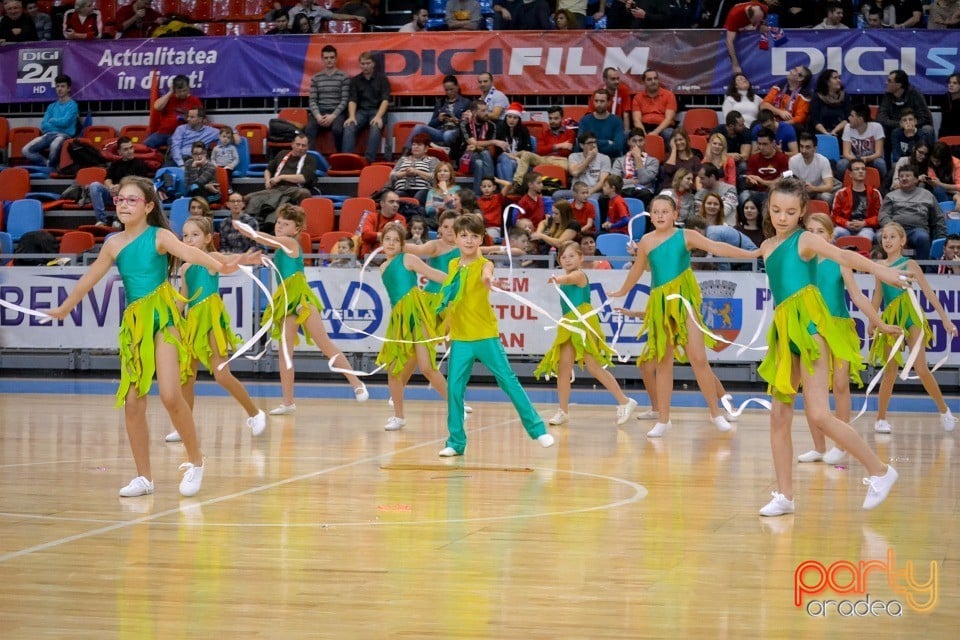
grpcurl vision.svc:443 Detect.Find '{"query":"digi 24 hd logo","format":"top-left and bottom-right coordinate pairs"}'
top-left (17, 49), bottom-right (62, 98)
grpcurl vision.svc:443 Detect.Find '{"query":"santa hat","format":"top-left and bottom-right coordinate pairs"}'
top-left (505, 102), bottom-right (523, 118)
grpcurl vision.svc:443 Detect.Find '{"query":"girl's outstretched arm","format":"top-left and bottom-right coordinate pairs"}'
top-left (684, 229), bottom-right (762, 260)
top-left (607, 248), bottom-right (648, 297)
top-left (158, 229), bottom-right (239, 274)
top-left (403, 253), bottom-right (447, 283)
top-left (905, 260), bottom-right (958, 333)
top-left (232, 220), bottom-right (297, 256)
top-left (47, 242), bottom-right (119, 319)
top-left (841, 266), bottom-right (900, 336)
top-left (801, 232), bottom-right (909, 289)
top-left (548, 269), bottom-right (587, 287)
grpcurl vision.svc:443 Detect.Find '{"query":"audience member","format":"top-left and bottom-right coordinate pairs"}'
top-left (752, 109), bottom-right (798, 156)
top-left (359, 190), bottom-right (406, 257)
top-left (496, 0), bottom-right (552, 29)
top-left (407, 215), bottom-right (428, 245)
top-left (599, 175), bottom-right (630, 234)
top-left (861, 0), bottom-right (895, 26)
top-left (168, 108), bottom-right (220, 168)
top-left (516, 171), bottom-right (546, 228)
top-left (264, 13), bottom-right (292, 34)
top-left (938, 73), bottom-right (960, 139)
top-left (891, 0), bottom-right (923, 28)
top-left (928, 0), bottom-right (960, 29)
top-left (789, 132), bottom-right (836, 205)
top-left (832, 158), bottom-right (881, 242)
top-left (0, 0), bottom-right (38, 43)
top-left (938, 234), bottom-right (960, 274)
top-left (408, 75), bottom-right (472, 154)
top-left (89, 136), bottom-right (152, 226)
top-left (877, 70), bottom-right (934, 140)
top-left (211, 126), bottom-right (240, 179)
top-left (188, 196), bottom-right (212, 218)
top-left (343, 51), bottom-right (391, 163)
top-left (62, 0), bottom-right (101, 39)
top-left (658, 168), bottom-right (698, 223)
top-left (814, 1), bottom-right (848, 28)
top-left (631, 69), bottom-right (677, 143)
top-left (891, 141), bottom-right (931, 190)
top-left (890, 108), bottom-right (935, 164)
top-left (399, 6), bottom-right (429, 32)
top-left (660, 127), bottom-right (702, 185)
top-left (702, 132), bottom-right (737, 186)
top-left (244, 133), bottom-right (317, 227)
top-left (610, 128), bottom-right (659, 206)
top-left (879, 163), bottom-right (945, 260)
top-left (493, 102), bottom-right (532, 182)
top-left (425, 161), bottom-right (460, 222)
top-left (146, 75), bottom-right (203, 149)
top-left (184, 141), bottom-right (220, 203)
top-left (590, 67), bottom-right (632, 128)
top-left (580, 234), bottom-right (612, 269)
top-left (570, 181), bottom-right (597, 235)
top-left (478, 176), bottom-right (511, 242)
top-left (391, 133), bottom-right (438, 204)
top-left (760, 65), bottom-right (812, 128)
top-left (927, 141), bottom-right (960, 203)
top-left (839, 104), bottom-right (886, 179)
top-left (328, 237), bottom-right (357, 267)
top-left (561, 131), bottom-right (612, 199)
top-left (304, 45), bottom-right (349, 152)
top-left (723, 1), bottom-right (769, 75)
top-left (532, 199), bottom-right (582, 250)
top-left (477, 72), bottom-right (510, 121)
top-left (713, 111), bottom-right (753, 168)
top-left (116, 0), bottom-right (162, 38)
top-left (695, 162), bottom-right (738, 224)
top-left (513, 106), bottom-right (575, 188)
top-left (743, 127), bottom-right (789, 203)
top-left (722, 72), bottom-right (762, 127)
top-left (24, 0), bottom-right (51, 40)
top-left (23, 74), bottom-right (78, 169)
top-left (735, 195), bottom-right (765, 248)
top-left (218, 193), bottom-right (261, 254)
top-left (579, 89), bottom-right (625, 158)
top-left (809, 68), bottom-right (850, 137)
top-left (446, 0), bottom-right (481, 30)
top-left (459, 100), bottom-right (498, 194)
top-left (551, 8), bottom-right (578, 29)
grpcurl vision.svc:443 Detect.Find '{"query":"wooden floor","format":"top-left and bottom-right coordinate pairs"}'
top-left (0, 387), bottom-right (957, 638)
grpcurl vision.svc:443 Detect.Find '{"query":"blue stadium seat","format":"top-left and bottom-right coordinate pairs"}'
top-left (931, 237), bottom-right (945, 260)
top-left (0, 231), bottom-right (13, 257)
top-left (815, 134), bottom-right (841, 164)
top-left (169, 198), bottom-right (192, 237)
top-left (596, 233), bottom-right (631, 269)
top-left (6, 199), bottom-right (44, 242)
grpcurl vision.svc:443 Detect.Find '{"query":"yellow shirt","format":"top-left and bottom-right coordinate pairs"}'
top-left (445, 256), bottom-right (499, 341)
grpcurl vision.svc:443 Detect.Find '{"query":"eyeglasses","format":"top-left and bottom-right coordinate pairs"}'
top-left (113, 196), bottom-right (145, 206)
top-left (228, 198), bottom-right (244, 204)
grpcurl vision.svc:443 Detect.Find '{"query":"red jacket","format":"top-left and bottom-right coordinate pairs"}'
top-left (517, 194), bottom-right (545, 228)
top-left (536, 127), bottom-right (576, 158)
top-left (359, 211), bottom-right (406, 257)
top-left (832, 186), bottom-right (881, 230)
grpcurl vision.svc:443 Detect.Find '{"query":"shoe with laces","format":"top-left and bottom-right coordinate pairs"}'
top-left (646, 421), bottom-right (672, 438)
top-left (548, 409), bottom-right (568, 426)
top-left (538, 433), bottom-right (555, 448)
top-left (822, 447), bottom-right (847, 465)
top-left (616, 398), bottom-right (638, 425)
top-left (178, 460), bottom-right (205, 497)
top-left (635, 409), bottom-right (660, 421)
top-left (119, 476), bottom-right (154, 497)
top-left (438, 447), bottom-right (462, 457)
top-left (940, 410), bottom-right (956, 432)
top-left (384, 416), bottom-right (406, 431)
top-left (713, 415), bottom-right (732, 432)
top-left (354, 383), bottom-right (369, 402)
top-left (759, 492), bottom-right (795, 517)
top-left (797, 450), bottom-right (824, 463)
top-left (269, 403), bottom-right (296, 416)
top-left (874, 419), bottom-right (892, 434)
top-left (165, 430), bottom-right (182, 443)
top-left (247, 410), bottom-right (267, 436)
top-left (862, 465), bottom-right (898, 510)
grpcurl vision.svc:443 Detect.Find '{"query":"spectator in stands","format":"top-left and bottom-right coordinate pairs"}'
top-left (459, 100), bottom-right (498, 193)
top-left (168, 108), bottom-right (220, 168)
top-left (288, 0), bottom-right (359, 31)
top-left (244, 133), bottom-right (317, 228)
top-left (890, 0), bottom-right (923, 28)
top-left (264, 13), bottom-right (293, 34)
top-left (391, 133), bottom-right (438, 205)
top-left (590, 67), bottom-right (632, 129)
top-left (861, 0), bottom-right (895, 26)
top-left (495, 0), bottom-right (552, 29)
top-left (877, 70), bottom-right (934, 140)
top-left (513, 106), bottom-right (575, 188)
top-left (760, 65), bottom-right (812, 128)
top-left (478, 176), bottom-right (511, 242)
top-left (408, 75), bottom-right (472, 155)
top-left (890, 108), bottom-right (934, 164)
top-left (117, 0), bottom-right (163, 38)
top-left (188, 197), bottom-right (212, 218)
top-left (477, 72), bottom-right (510, 121)
top-left (702, 132), bottom-right (737, 186)
top-left (809, 68), bottom-right (849, 138)
top-left (493, 102), bottom-right (532, 182)
top-left (22, 74), bottom-right (77, 169)
top-left (570, 181), bottom-right (596, 235)
top-left (839, 104), bottom-right (886, 180)
top-left (608, 0), bottom-right (674, 29)
top-left (598, 175), bottom-right (629, 234)
top-left (399, 6), bottom-right (429, 32)
top-left (0, 0), bottom-right (38, 43)
top-left (879, 163), bottom-right (945, 260)
top-left (291, 12), bottom-right (314, 32)
top-left (938, 73), bottom-right (960, 139)
top-left (146, 75), bottom-right (202, 150)
top-left (89, 136), bottom-right (152, 226)
top-left (722, 1), bottom-right (769, 76)
top-left (862, 4), bottom-right (887, 27)
top-left (218, 193), bottom-right (260, 254)
top-left (580, 234), bottom-right (611, 269)
top-left (929, 0), bottom-right (960, 28)
top-left (515, 171), bottom-right (546, 228)
top-left (562, 131), bottom-right (611, 199)
top-left (611, 128), bottom-right (659, 206)
top-left (722, 72), bottom-right (762, 128)
top-left (184, 141), bottom-right (220, 204)
top-left (927, 141), bottom-right (960, 203)
top-left (891, 141), bottom-right (931, 190)
top-left (695, 162), bottom-right (738, 225)
top-left (211, 126), bottom-right (240, 180)
top-left (304, 45), bottom-right (349, 152)
top-left (343, 51), bottom-right (391, 163)
top-left (660, 127), bottom-right (701, 185)
top-left (742, 127), bottom-right (789, 203)
top-left (551, 8), bottom-right (578, 30)
top-left (938, 234), bottom-right (960, 275)
top-left (360, 190), bottom-right (406, 257)
top-left (338, 0), bottom-right (373, 28)
top-left (631, 69), bottom-right (677, 143)
top-left (698, 193), bottom-right (759, 267)
top-left (658, 168), bottom-right (698, 224)
top-left (62, 0), bottom-right (101, 39)
top-left (446, 0), bottom-right (481, 30)
top-left (832, 158), bottom-right (881, 242)
top-left (752, 109), bottom-right (798, 156)
top-left (735, 194), bottom-right (765, 247)
top-left (814, 1), bottom-right (848, 28)
top-left (532, 199), bottom-right (581, 250)
top-left (553, 0), bottom-right (604, 28)
top-left (579, 89), bottom-right (625, 158)
top-left (425, 161), bottom-right (460, 222)
top-left (24, 0), bottom-right (51, 40)
top-left (713, 110), bottom-right (753, 168)
top-left (790, 132), bottom-right (836, 206)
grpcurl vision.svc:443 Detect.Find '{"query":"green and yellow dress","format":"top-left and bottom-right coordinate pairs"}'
top-left (639, 228), bottom-right (715, 364)
top-left (868, 256), bottom-right (931, 366)
top-left (424, 245), bottom-right (460, 309)
top-left (534, 274), bottom-right (615, 379)
top-left (375, 255), bottom-right (440, 376)
top-left (816, 257), bottom-right (865, 387)
top-left (261, 244), bottom-right (324, 346)
top-left (183, 264), bottom-right (241, 371)
top-left (757, 230), bottom-right (861, 403)
top-left (114, 225), bottom-right (190, 407)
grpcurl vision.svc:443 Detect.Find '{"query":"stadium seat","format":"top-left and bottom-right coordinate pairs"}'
top-left (931, 237), bottom-right (945, 260)
top-left (82, 126), bottom-right (118, 151)
top-left (815, 134), bottom-right (841, 163)
top-left (835, 235), bottom-right (872, 257)
top-left (6, 199), bottom-right (44, 242)
top-left (681, 108), bottom-right (719, 136)
top-left (61, 167), bottom-right (108, 210)
top-left (806, 200), bottom-right (830, 216)
top-left (338, 197), bottom-right (375, 233)
top-left (391, 121), bottom-right (419, 158)
top-left (596, 233), bottom-right (631, 269)
top-left (327, 153), bottom-right (367, 177)
top-left (0, 231), bottom-right (13, 260)
top-left (688, 135), bottom-right (708, 156)
top-left (301, 197), bottom-right (336, 245)
top-left (8, 127), bottom-right (41, 165)
top-left (59, 231), bottom-right (96, 256)
top-left (645, 134), bottom-right (666, 162)
top-left (357, 164), bottom-right (393, 198)
top-left (169, 198), bottom-right (192, 237)
top-left (0, 116), bottom-right (9, 162)
top-left (533, 163), bottom-right (568, 187)
top-left (119, 125), bottom-right (150, 145)
top-left (236, 123), bottom-right (268, 162)
top-left (319, 230), bottom-right (354, 255)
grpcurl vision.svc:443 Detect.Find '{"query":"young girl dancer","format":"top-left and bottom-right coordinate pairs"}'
top-left (756, 177), bottom-right (907, 516)
top-left (48, 176), bottom-right (238, 498)
top-left (163, 216), bottom-right (267, 443)
top-left (607, 194), bottom-right (759, 437)
top-left (870, 222), bottom-right (957, 434)
top-left (377, 222), bottom-right (451, 431)
top-left (796, 213), bottom-right (901, 464)
top-left (234, 203), bottom-right (369, 415)
top-left (535, 241), bottom-right (637, 425)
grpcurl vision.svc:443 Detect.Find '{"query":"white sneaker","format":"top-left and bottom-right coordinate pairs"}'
top-left (759, 492), bottom-right (795, 517)
top-left (874, 419), bottom-right (892, 434)
top-left (269, 403), bottom-right (296, 416)
top-left (354, 383), bottom-right (369, 402)
top-left (178, 460), bottom-right (205, 497)
top-left (797, 450), bottom-right (824, 463)
top-left (616, 398), bottom-right (638, 425)
top-left (247, 410), bottom-right (267, 436)
top-left (822, 447), bottom-right (847, 465)
top-left (940, 410), bottom-right (956, 432)
top-left (636, 409), bottom-right (659, 420)
top-left (712, 415), bottom-right (732, 432)
top-left (862, 465), bottom-right (898, 510)
top-left (438, 446), bottom-right (461, 457)
top-left (538, 433), bottom-right (555, 448)
top-left (119, 476), bottom-right (154, 497)
top-left (548, 409), bottom-right (568, 426)
top-left (388, 397), bottom-right (394, 407)
top-left (720, 395), bottom-right (738, 422)
top-left (646, 421), bottom-right (672, 438)
top-left (165, 430), bottom-right (182, 443)
top-left (384, 416), bottom-right (406, 431)
top-left (465, 405), bottom-right (473, 413)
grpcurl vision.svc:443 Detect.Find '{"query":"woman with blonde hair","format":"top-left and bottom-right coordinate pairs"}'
top-left (702, 133), bottom-right (736, 186)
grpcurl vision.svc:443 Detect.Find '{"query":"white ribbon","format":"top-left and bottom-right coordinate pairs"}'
top-left (852, 332), bottom-right (906, 423)
top-left (348, 247), bottom-right (383, 310)
top-left (491, 285), bottom-right (586, 340)
top-left (665, 293), bottom-right (767, 353)
top-left (899, 286), bottom-right (950, 381)
top-left (502, 203), bottom-right (523, 282)
top-left (0, 298), bottom-right (53, 324)
top-left (552, 281), bottom-right (622, 364)
top-left (232, 220), bottom-right (296, 257)
top-left (328, 353), bottom-right (386, 377)
top-left (721, 393), bottom-right (772, 418)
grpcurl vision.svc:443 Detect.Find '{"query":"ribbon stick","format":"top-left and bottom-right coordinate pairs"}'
top-left (665, 293), bottom-right (767, 352)
top-left (0, 298), bottom-right (53, 324)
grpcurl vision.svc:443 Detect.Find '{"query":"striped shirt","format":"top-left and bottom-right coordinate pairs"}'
top-left (308, 70), bottom-right (349, 118)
